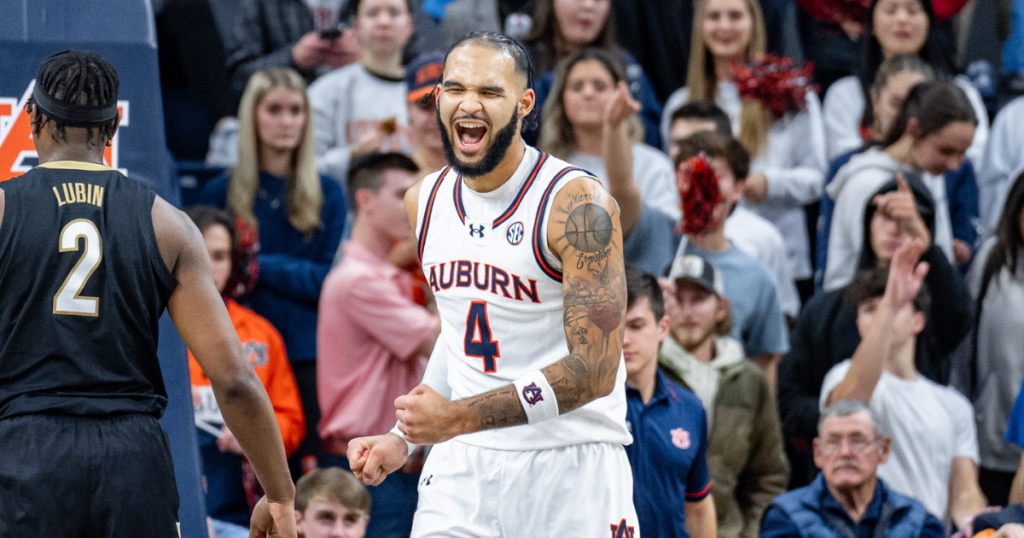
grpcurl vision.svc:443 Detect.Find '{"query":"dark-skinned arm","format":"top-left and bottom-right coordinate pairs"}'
top-left (152, 197), bottom-right (296, 538)
top-left (395, 176), bottom-right (625, 442)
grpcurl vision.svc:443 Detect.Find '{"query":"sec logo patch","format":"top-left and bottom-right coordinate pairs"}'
top-left (506, 221), bottom-right (524, 245)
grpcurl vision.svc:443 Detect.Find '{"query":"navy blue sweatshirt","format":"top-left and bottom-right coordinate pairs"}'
top-left (200, 171), bottom-right (346, 361)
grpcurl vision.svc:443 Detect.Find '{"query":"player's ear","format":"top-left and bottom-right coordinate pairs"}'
top-left (26, 101), bottom-right (41, 135)
top-left (518, 88), bottom-right (535, 119)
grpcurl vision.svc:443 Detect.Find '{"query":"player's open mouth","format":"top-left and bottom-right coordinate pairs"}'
top-left (454, 120), bottom-right (488, 153)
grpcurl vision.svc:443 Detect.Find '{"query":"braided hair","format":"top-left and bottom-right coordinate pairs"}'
top-left (28, 50), bottom-right (120, 145)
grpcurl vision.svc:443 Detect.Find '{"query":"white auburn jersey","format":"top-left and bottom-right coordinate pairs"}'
top-left (416, 146), bottom-right (632, 451)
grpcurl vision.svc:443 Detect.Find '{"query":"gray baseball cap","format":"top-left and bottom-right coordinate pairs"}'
top-left (668, 254), bottom-right (725, 296)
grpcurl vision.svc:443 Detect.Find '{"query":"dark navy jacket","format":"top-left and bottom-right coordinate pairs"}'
top-left (200, 172), bottom-right (346, 361)
top-left (761, 474), bottom-right (944, 538)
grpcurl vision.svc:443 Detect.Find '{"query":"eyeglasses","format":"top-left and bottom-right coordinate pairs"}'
top-left (819, 435), bottom-right (881, 455)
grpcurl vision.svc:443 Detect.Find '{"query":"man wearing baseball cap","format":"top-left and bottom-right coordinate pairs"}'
top-left (659, 253), bottom-right (788, 538)
top-left (405, 51), bottom-right (446, 178)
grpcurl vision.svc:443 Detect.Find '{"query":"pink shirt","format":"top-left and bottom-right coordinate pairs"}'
top-left (317, 241), bottom-right (437, 448)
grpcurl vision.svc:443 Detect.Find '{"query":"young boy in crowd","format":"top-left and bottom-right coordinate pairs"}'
top-left (296, 468), bottom-right (371, 538)
top-left (669, 132), bottom-right (790, 382)
top-left (309, 0), bottom-right (414, 186)
top-left (185, 206), bottom-right (306, 529)
top-left (622, 264), bottom-right (717, 538)
top-left (667, 101), bottom-right (799, 318)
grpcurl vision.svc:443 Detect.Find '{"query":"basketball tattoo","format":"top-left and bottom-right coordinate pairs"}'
top-left (564, 204), bottom-right (613, 253)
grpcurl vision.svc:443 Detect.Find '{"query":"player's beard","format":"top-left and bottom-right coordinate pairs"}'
top-left (438, 106), bottom-right (520, 178)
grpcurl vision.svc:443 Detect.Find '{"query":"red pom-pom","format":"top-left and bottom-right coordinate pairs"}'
top-left (731, 55), bottom-right (817, 119)
top-left (679, 154), bottom-right (724, 235)
top-left (226, 216), bottom-right (260, 299)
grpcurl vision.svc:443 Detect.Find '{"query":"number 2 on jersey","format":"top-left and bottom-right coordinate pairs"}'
top-left (53, 219), bottom-right (103, 317)
top-left (464, 301), bottom-right (500, 373)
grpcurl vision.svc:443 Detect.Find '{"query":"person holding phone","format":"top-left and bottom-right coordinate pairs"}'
top-left (225, 0), bottom-right (361, 103)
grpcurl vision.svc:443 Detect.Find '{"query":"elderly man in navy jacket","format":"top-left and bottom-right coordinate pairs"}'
top-left (761, 400), bottom-right (943, 538)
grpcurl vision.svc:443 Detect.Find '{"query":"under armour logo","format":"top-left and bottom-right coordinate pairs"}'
top-left (420, 474), bottom-right (433, 486)
top-left (468, 224), bottom-right (485, 238)
top-left (610, 519), bottom-right (635, 538)
top-left (522, 382), bottom-right (543, 406)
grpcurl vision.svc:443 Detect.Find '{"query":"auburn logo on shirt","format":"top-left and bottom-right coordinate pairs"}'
top-left (0, 81), bottom-right (128, 182)
top-left (671, 427), bottom-right (691, 449)
top-left (610, 519), bottom-right (635, 538)
top-left (242, 341), bottom-right (269, 367)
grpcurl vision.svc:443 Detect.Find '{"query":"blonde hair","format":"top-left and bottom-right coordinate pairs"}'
top-left (230, 68), bottom-right (323, 234)
top-left (686, 0), bottom-right (769, 156)
top-left (538, 48), bottom-right (643, 160)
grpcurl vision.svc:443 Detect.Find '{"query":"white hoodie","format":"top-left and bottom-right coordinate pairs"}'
top-left (823, 146), bottom-right (954, 291)
top-left (662, 82), bottom-right (828, 280)
top-left (977, 96), bottom-right (1024, 234)
top-left (658, 334), bottom-right (746, 426)
top-left (822, 75), bottom-right (989, 163)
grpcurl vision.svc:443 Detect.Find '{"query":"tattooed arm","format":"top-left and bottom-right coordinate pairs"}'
top-left (395, 177), bottom-right (626, 443)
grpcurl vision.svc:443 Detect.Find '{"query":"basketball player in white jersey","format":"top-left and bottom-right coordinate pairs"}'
top-left (346, 32), bottom-right (639, 536)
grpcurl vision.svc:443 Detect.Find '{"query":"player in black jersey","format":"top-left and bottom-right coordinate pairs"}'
top-left (0, 51), bottom-right (296, 537)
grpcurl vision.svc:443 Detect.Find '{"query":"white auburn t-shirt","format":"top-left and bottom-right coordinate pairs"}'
top-left (820, 359), bottom-right (979, 518)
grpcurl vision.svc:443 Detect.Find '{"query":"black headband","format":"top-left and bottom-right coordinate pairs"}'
top-left (31, 84), bottom-right (118, 127)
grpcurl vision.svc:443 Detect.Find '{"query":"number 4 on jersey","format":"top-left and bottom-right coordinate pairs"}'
top-left (464, 301), bottom-right (500, 373)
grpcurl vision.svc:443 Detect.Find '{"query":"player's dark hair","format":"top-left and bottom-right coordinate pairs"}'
top-left (673, 131), bottom-right (750, 180)
top-left (29, 50), bottom-right (120, 146)
top-left (296, 468), bottom-right (371, 515)
top-left (184, 205), bottom-right (238, 250)
top-left (845, 267), bottom-right (932, 315)
top-left (347, 152), bottom-right (420, 213)
top-left (879, 80), bottom-right (976, 148)
top-left (625, 264), bottom-right (665, 321)
top-left (445, 32), bottom-right (534, 92)
top-left (671, 101), bottom-right (732, 137)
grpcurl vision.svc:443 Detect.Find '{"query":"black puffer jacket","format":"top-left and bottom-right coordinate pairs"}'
top-left (224, 0), bottom-right (315, 100)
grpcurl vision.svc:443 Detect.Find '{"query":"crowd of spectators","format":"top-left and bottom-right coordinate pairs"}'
top-left (155, 0), bottom-right (1024, 537)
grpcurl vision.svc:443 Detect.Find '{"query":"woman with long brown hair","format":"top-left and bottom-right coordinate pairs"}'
top-left (661, 0), bottom-right (828, 296)
top-left (200, 68), bottom-right (347, 473)
top-left (538, 48), bottom-right (678, 225)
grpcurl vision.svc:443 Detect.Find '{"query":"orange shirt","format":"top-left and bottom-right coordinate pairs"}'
top-left (189, 299), bottom-right (306, 456)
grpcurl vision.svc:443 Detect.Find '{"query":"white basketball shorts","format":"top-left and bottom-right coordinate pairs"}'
top-left (410, 440), bottom-right (640, 538)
